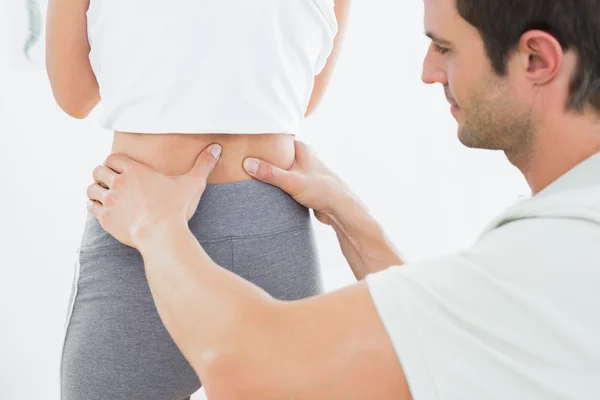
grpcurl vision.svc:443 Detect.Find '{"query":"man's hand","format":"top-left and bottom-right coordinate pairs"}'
top-left (244, 140), bottom-right (404, 278)
top-left (86, 143), bottom-right (222, 248)
top-left (242, 140), bottom-right (353, 225)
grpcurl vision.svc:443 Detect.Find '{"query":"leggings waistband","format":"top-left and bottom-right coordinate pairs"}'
top-left (80, 179), bottom-right (310, 249)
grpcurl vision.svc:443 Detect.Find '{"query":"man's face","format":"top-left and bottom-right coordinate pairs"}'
top-left (422, 0), bottom-right (533, 152)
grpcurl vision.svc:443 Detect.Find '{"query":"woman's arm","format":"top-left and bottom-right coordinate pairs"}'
top-left (46, 0), bottom-right (100, 119)
top-left (305, 0), bottom-right (352, 117)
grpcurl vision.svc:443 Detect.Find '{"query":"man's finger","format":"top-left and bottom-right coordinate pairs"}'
top-left (93, 165), bottom-right (119, 189)
top-left (87, 199), bottom-right (103, 218)
top-left (104, 153), bottom-right (134, 174)
top-left (87, 183), bottom-right (109, 204)
top-left (187, 144), bottom-right (222, 181)
top-left (243, 157), bottom-right (300, 195)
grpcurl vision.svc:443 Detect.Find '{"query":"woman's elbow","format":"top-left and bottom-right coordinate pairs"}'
top-left (54, 92), bottom-right (99, 119)
top-left (59, 103), bottom-right (93, 119)
top-left (48, 74), bottom-right (100, 119)
top-left (305, 89), bottom-right (326, 118)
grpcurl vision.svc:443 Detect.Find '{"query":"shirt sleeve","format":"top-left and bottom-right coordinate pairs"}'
top-left (364, 218), bottom-right (585, 400)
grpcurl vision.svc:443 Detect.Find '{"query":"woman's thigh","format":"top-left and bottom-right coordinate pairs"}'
top-left (61, 239), bottom-right (233, 400)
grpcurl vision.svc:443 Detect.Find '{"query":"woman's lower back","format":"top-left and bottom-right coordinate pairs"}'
top-left (111, 131), bottom-right (296, 182)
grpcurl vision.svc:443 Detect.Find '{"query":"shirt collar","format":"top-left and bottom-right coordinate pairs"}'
top-left (536, 151), bottom-right (600, 198)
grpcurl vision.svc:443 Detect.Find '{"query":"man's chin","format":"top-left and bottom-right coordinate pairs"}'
top-left (458, 128), bottom-right (505, 151)
top-left (457, 128), bottom-right (482, 149)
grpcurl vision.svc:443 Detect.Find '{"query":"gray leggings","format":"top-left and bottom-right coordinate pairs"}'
top-left (61, 179), bottom-right (323, 400)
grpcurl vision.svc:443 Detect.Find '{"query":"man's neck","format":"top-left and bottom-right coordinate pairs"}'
top-left (507, 115), bottom-right (600, 195)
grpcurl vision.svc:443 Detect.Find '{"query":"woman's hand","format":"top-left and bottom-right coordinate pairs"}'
top-left (242, 140), bottom-right (353, 225)
top-left (87, 144), bottom-right (222, 248)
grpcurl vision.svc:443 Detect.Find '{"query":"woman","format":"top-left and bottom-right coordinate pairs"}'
top-left (46, 0), bottom-right (350, 398)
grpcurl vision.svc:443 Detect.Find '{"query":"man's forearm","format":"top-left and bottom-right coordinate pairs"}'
top-left (134, 220), bottom-right (275, 375)
top-left (327, 190), bottom-right (404, 280)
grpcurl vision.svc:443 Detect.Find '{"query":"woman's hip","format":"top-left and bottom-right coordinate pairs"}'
top-left (77, 179), bottom-right (322, 296)
top-left (81, 179), bottom-right (312, 244)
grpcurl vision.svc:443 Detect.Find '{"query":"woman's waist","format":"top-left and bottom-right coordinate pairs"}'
top-left (80, 177), bottom-right (311, 250)
top-left (111, 131), bottom-right (296, 183)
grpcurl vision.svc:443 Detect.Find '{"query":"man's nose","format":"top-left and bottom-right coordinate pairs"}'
top-left (421, 51), bottom-right (447, 85)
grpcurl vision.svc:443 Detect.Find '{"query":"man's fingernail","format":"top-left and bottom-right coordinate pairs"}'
top-left (211, 145), bottom-right (222, 158)
top-left (244, 159), bottom-right (258, 175)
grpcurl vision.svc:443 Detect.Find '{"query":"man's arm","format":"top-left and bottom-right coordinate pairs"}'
top-left (326, 187), bottom-right (405, 279)
top-left (135, 220), bottom-right (411, 400)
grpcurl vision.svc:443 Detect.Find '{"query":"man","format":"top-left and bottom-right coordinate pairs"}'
top-left (85, 0), bottom-right (600, 398)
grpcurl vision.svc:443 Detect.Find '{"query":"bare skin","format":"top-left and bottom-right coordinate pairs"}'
top-left (421, 0), bottom-right (600, 194)
top-left (46, 0), bottom-right (351, 182)
top-left (84, 0), bottom-right (600, 398)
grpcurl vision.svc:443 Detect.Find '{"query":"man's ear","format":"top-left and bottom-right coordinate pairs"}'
top-left (518, 30), bottom-right (563, 85)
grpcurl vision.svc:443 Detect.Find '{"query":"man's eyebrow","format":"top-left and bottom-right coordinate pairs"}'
top-left (425, 31), bottom-right (452, 46)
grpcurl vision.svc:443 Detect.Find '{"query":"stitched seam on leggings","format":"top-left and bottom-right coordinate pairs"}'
top-left (223, 225), bottom-right (310, 241)
top-left (230, 226), bottom-right (311, 271)
top-left (78, 236), bottom-right (232, 252)
top-left (59, 247), bottom-right (82, 400)
top-left (78, 225), bottom-right (310, 252)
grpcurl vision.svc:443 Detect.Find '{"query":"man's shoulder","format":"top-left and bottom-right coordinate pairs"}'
top-left (366, 213), bottom-right (600, 315)
top-left (469, 210), bottom-right (600, 265)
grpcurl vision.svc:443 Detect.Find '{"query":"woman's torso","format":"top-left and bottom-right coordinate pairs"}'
top-left (111, 132), bottom-right (294, 182)
top-left (88, 0), bottom-right (337, 181)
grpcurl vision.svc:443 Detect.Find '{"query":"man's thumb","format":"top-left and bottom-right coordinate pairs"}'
top-left (187, 144), bottom-right (222, 180)
top-left (243, 158), bottom-right (296, 194)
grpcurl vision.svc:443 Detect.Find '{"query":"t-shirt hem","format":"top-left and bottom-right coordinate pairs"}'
top-left (97, 120), bottom-right (301, 135)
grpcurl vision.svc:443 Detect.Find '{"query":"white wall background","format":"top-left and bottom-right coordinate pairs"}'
top-left (0, 1), bottom-right (530, 399)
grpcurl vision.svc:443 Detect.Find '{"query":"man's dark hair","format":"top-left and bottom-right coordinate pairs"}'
top-left (456, 1), bottom-right (600, 113)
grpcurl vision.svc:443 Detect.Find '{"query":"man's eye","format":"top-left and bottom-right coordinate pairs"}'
top-left (433, 43), bottom-right (450, 55)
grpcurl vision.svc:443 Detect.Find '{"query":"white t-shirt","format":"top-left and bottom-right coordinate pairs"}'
top-left (366, 153), bottom-right (600, 400)
top-left (86, 0), bottom-right (337, 134)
